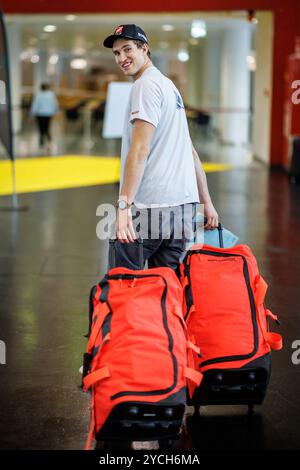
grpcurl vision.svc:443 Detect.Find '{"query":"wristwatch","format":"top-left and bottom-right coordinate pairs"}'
top-left (116, 199), bottom-right (133, 210)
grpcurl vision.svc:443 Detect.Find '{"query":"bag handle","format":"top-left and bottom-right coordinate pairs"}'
top-left (204, 217), bottom-right (223, 248)
top-left (266, 332), bottom-right (283, 351)
top-left (83, 365), bottom-right (110, 391)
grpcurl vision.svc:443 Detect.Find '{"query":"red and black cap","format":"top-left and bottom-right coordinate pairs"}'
top-left (103, 24), bottom-right (148, 48)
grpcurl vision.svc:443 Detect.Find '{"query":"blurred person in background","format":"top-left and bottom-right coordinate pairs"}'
top-left (31, 83), bottom-right (58, 150)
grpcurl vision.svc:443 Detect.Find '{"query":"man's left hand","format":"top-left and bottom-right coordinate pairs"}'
top-left (204, 201), bottom-right (219, 229)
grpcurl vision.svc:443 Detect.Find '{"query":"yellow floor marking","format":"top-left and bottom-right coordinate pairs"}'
top-left (0, 156), bottom-right (120, 195)
top-left (0, 156), bottom-right (233, 196)
top-left (203, 163), bottom-right (233, 172)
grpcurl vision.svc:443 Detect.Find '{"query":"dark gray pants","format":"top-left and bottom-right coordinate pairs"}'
top-left (110, 203), bottom-right (197, 271)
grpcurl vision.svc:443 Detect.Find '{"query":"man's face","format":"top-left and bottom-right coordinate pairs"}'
top-left (112, 39), bottom-right (147, 77)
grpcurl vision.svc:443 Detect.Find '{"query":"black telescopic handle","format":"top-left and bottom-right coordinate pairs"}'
top-left (109, 238), bottom-right (144, 269)
top-left (204, 217), bottom-right (224, 248)
top-left (217, 223), bottom-right (224, 248)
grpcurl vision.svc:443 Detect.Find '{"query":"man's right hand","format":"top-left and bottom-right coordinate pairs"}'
top-left (116, 207), bottom-right (137, 243)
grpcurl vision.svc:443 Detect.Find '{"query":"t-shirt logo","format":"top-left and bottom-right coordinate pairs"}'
top-left (115, 26), bottom-right (124, 35)
top-left (174, 90), bottom-right (184, 109)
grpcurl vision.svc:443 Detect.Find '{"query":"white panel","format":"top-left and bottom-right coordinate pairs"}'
top-left (102, 81), bottom-right (132, 139)
top-left (252, 12), bottom-right (274, 164)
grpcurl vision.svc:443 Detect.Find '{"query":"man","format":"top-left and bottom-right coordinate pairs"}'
top-left (103, 24), bottom-right (218, 270)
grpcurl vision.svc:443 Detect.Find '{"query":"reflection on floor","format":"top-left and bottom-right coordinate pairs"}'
top-left (0, 138), bottom-right (300, 450)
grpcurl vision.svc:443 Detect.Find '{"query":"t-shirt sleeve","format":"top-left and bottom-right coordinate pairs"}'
top-left (129, 78), bottom-right (162, 127)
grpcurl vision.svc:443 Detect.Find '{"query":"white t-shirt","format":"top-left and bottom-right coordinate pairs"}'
top-left (120, 66), bottom-right (200, 208)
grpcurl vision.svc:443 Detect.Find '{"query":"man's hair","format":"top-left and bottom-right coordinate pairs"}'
top-left (134, 40), bottom-right (151, 58)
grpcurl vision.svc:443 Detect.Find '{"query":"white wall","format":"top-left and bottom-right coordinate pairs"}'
top-left (7, 22), bottom-right (22, 134)
top-left (219, 24), bottom-right (252, 145)
top-left (202, 31), bottom-right (222, 130)
top-left (186, 41), bottom-right (205, 107)
top-left (252, 11), bottom-right (274, 164)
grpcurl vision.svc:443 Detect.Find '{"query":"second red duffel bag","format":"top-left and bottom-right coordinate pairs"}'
top-left (180, 243), bottom-right (282, 411)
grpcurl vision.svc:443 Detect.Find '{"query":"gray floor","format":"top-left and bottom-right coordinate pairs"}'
top-left (0, 123), bottom-right (300, 450)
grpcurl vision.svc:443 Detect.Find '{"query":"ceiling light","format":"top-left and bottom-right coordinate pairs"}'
top-left (66, 15), bottom-right (77, 21)
top-left (162, 24), bottom-right (175, 31)
top-left (177, 50), bottom-right (189, 62)
top-left (30, 54), bottom-right (40, 64)
top-left (191, 20), bottom-right (207, 38)
top-left (70, 58), bottom-right (87, 70)
top-left (43, 25), bottom-right (56, 33)
top-left (49, 54), bottom-right (59, 65)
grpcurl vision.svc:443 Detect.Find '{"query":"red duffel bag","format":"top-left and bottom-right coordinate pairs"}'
top-left (180, 243), bottom-right (282, 409)
top-left (82, 264), bottom-right (201, 449)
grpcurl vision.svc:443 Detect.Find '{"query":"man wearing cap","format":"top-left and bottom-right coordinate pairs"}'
top-left (104, 24), bottom-right (218, 270)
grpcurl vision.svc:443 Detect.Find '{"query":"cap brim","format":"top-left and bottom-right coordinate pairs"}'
top-left (103, 35), bottom-right (119, 48)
